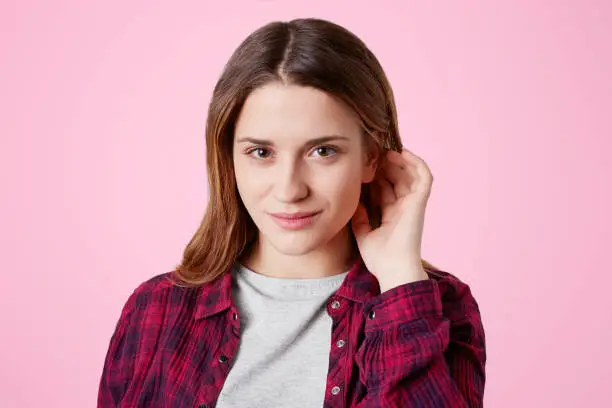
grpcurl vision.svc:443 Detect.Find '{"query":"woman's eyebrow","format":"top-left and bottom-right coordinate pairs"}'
top-left (235, 135), bottom-right (350, 146)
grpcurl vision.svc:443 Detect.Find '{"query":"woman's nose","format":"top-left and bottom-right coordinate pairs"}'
top-left (273, 161), bottom-right (309, 203)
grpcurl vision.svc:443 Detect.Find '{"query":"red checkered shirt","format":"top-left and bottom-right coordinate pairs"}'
top-left (98, 259), bottom-right (486, 407)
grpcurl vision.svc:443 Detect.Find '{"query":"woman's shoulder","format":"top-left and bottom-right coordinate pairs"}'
top-left (99, 272), bottom-right (212, 405)
top-left (425, 267), bottom-right (484, 327)
top-left (426, 266), bottom-right (475, 292)
top-left (130, 271), bottom-right (181, 297)
top-left (116, 271), bottom-right (204, 324)
top-left (425, 267), bottom-right (482, 309)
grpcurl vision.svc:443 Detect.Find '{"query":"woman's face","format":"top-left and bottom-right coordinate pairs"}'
top-left (233, 82), bottom-right (377, 256)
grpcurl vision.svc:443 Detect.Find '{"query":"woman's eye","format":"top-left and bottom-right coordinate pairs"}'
top-left (249, 147), bottom-right (272, 159)
top-left (312, 146), bottom-right (337, 157)
top-left (246, 146), bottom-right (337, 160)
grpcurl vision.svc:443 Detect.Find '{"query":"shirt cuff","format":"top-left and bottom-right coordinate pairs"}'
top-left (363, 279), bottom-right (443, 332)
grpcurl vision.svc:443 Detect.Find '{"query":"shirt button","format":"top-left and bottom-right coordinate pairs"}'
top-left (233, 313), bottom-right (238, 320)
top-left (218, 355), bottom-right (229, 363)
top-left (331, 300), bottom-right (341, 309)
top-left (336, 339), bottom-right (346, 348)
top-left (331, 385), bottom-right (341, 395)
top-left (368, 310), bottom-right (376, 320)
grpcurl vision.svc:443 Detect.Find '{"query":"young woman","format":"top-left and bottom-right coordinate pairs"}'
top-left (98, 18), bottom-right (486, 408)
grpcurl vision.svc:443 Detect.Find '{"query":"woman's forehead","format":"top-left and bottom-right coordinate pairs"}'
top-left (234, 83), bottom-right (362, 143)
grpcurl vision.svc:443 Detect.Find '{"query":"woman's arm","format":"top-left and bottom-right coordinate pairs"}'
top-left (97, 290), bottom-right (139, 407)
top-left (354, 275), bottom-right (486, 407)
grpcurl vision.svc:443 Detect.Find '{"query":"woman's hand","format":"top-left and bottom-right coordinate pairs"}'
top-left (351, 148), bottom-right (433, 293)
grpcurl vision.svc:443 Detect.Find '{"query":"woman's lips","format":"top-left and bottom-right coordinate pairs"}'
top-left (268, 211), bottom-right (321, 230)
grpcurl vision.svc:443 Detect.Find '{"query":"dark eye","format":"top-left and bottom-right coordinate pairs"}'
top-left (312, 146), bottom-right (337, 157)
top-left (249, 147), bottom-right (272, 159)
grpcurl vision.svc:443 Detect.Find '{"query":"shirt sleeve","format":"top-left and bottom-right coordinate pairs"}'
top-left (354, 275), bottom-right (486, 407)
top-left (97, 290), bottom-right (139, 408)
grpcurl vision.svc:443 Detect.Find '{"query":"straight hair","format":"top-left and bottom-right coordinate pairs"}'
top-left (174, 18), bottom-right (440, 286)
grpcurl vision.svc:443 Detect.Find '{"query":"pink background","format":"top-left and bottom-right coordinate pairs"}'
top-left (2, 1), bottom-right (611, 407)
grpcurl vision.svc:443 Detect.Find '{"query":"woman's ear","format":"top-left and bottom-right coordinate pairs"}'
top-left (361, 138), bottom-right (380, 184)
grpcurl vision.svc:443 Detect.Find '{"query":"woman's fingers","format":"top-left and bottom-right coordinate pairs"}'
top-left (400, 148), bottom-right (434, 191)
top-left (385, 149), bottom-right (433, 197)
top-left (377, 173), bottom-right (396, 206)
top-left (383, 153), bottom-right (413, 197)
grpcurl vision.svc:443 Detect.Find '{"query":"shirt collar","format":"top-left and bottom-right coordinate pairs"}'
top-left (194, 269), bottom-right (234, 320)
top-left (193, 256), bottom-right (380, 320)
top-left (334, 256), bottom-right (381, 303)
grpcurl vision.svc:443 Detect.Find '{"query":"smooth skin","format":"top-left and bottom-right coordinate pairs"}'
top-left (233, 82), bottom-right (431, 291)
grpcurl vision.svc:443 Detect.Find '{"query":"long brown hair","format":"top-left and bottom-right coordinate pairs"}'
top-left (173, 18), bottom-right (439, 286)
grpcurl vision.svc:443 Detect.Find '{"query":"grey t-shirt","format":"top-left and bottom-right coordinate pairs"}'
top-left (215, 263), bottom-right (349, 408)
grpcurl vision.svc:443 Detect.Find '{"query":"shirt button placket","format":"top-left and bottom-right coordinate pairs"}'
top-left (328, 298), bottom-right (346, 404)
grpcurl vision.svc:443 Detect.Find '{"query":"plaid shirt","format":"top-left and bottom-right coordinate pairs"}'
top-left (98, 260), bottom-right (486, 407)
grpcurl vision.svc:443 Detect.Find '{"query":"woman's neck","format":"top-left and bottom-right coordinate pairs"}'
top-left (240, 227), bottom-right (357, 279)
